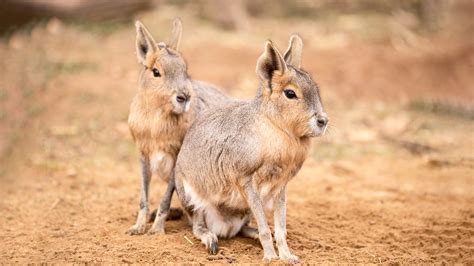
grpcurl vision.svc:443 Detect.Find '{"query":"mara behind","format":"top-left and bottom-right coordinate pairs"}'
top-left (174, 35), bottom-right (328, 263)
top-left (127, 19), bottom-right (229, 236)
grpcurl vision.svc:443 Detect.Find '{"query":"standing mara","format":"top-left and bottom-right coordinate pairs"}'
top-left (127, 19), bottom-right (229, 235)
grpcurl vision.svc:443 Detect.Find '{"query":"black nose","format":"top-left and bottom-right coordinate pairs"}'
top-left (176, 95), bottom-right (188, 103)
top-left (317, 117), bottom-right (328, 127)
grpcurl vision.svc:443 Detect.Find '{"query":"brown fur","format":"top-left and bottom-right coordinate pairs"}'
top-left (126, 19), bottom-right (230, 236)
top-left (128, 83), bottom-right (191, 162)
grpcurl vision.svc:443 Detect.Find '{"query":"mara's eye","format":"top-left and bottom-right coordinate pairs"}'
top-left (284, 89), bottom-right (297, 99)
top-left (152, 68), bottom-right (161, 77)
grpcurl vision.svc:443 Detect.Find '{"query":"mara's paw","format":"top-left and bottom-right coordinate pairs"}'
top-left (262, 253), bottom-right (279, 263)
top-left (147, 225), bottom-right (165, 235)
top-left (126, 224), bottom-right (146, 235)
top-left (208, 240), bottom-right (219, 255)
top-left (203, 233), bottom-right (219, 255)
top-left (280, 254), bottom-right (300, 264)
top-left (167, 207), bottom-right (184, 220)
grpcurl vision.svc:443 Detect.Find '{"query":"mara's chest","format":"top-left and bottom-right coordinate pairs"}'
top-left (128, 96), bottom-right (192, 155)
top-left (256, 124), bottom-right (311, 177)
top-left (254, 130), bottom-right (311, 202)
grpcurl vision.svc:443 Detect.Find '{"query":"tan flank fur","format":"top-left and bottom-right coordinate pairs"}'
top-left (174, 35), bottom-right (328, 263)
top-left (127, 19), bottom-right (229, 235)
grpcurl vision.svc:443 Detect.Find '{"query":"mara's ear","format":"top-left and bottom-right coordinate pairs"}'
top-left (135, 21), bottom-right (158, 65)
top-left (256, 41), bottom-right (287, 87)
top-left (167, 18), bottom-right (183, 51)
top-left (283, 34), bottom-right (303, 68)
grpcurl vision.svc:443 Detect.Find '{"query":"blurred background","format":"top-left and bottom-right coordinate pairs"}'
top-left (0, 0), bottom-right (473, 263)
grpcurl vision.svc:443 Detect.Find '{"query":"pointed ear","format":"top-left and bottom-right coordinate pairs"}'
top-left (167, 18), bottom-right (183, 51)
top-left (256, 41), bottom-right (287, 87)
top-left (135, 21), bottom-right (158, 65)
top-left (283, 34), bottom-right (303, 68)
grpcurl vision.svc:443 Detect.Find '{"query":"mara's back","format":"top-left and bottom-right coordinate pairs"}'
top-left (176, 100), bottom-right (259, 188)
top-left (191, 80), bottom-right (230, 113)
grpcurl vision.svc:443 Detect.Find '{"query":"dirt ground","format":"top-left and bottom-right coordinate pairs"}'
top-left (0, 5), bottom-right (473, 264)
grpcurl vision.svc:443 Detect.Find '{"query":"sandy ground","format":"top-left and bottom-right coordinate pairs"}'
top-left (0, 7), bottom-right (473, 263)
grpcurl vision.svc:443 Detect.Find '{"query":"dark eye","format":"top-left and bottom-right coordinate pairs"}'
top-left (284, 89), bottom-right (297, 99)
top-left (152, 68), bottom-right (161, 77)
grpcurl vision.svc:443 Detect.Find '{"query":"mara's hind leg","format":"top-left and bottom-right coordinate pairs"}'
top-left (239, 225), bottom-right (259, 240)
top-left (238, 215), bottom-right (259, 240)
top-left (148, 207), bottom-right (183, 222)
top-left (168, 207), bottom-right (183, 220)
top-left (127, 155), bottom-right (151, 235)
top-left (173, 175), bottom-right (193, 226)
top-left (192, 211), bottom-right (218, 255)
top-left (148, 174), bottom-right (176, 235)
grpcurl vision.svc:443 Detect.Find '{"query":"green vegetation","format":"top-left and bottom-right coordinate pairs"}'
top-left (409, 98), bottom-right (474, 120)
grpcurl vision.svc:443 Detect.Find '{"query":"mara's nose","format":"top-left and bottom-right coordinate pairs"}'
top-left (176, 94), bottom-right (189, 103)
top-left (316, 116), bottom-right (328, 127)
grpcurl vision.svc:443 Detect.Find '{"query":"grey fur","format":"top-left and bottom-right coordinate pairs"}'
top-left (174, 36), bottom-right (328, 263)
top-left (148, 173), bottom-right (177, 235)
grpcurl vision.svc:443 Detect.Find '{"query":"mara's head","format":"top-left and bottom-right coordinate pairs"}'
top-left (135, 19), bottom-right (191, 114)
top-left (256, 35), bottom-right (328, 138)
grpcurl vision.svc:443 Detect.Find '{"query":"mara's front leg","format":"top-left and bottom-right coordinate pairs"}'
top-left (148, 152), bottom-right (175, 235)
top-left (148, 172), bottom-right (177, 234)
top-left (274, 186), bottom-right (299, 263)
top-left (192, 210), bottom-right (218, 254)
top-left (242, 181), bottom-right (278, 262)
top-left (127, 155), bottom-right (151, 235)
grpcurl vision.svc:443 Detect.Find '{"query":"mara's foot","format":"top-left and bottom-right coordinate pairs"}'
top-left (148, 207), bottom-right (183, 223)
top-left (126, 223), bottom-right (146, 235)
top-left (147, 224), bottom-right (165, 235)
top-left (262, 253), bottom-right (279, 263)
top-left (280, 253), bottom-right (300, 264)
top-left (168, 207), bottom-right (184, 220)
top-left (201, 233), bottom-right (218, 255)
top-left (239, 225), bottom-right (259, 240)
